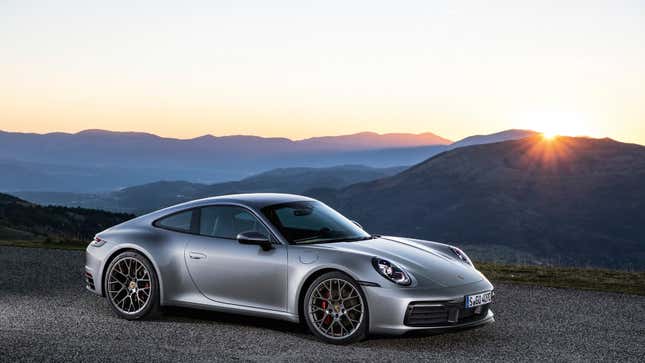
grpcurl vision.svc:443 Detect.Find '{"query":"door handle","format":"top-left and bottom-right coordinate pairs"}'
top-left (189, 251), bottom-right (207, 260)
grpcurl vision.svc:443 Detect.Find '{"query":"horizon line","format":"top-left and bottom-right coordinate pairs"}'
top-left (0, 127), bottom-right (544, 144)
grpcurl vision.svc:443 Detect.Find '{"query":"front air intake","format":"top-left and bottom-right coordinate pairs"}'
top-left (404, 301), bottom-right (490, 327)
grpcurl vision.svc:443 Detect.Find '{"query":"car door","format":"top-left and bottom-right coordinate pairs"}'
top-left (184, 205), bottom-right (288, 311)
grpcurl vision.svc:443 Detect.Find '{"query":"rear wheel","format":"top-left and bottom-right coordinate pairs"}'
top-left (104, 251), bottom-right (160, 320)
top-left (303, 271), bottom-right (368, 344)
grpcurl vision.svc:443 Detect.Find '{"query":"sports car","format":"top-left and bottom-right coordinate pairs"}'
top-left (85, 193), bottom-right (494, 344)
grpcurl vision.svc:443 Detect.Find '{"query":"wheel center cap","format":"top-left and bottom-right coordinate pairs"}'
top-left (129, 281), bottom-right (137, 291)
top-left (334, 304), bottom-right (341, 313)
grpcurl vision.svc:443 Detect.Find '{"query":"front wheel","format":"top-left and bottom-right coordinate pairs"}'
top-left (303, 271), bottom-right (368, 344)
top-left (104, 251), bottom-right (160, 320)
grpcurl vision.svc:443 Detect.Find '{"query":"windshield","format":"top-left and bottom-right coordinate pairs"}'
top-left (261, 201), bottom-right (371, 244)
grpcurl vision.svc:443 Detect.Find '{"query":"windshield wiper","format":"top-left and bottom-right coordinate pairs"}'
top-left (308, 235), bottom-right (374, 244)
top-left (346, 236), bottom-right (375, 242)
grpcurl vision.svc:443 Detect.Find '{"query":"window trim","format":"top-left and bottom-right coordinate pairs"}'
top-left (152, 203), bottom-right (282, 244)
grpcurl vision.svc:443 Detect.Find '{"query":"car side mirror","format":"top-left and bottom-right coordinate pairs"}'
top-left (351, 220), bottom-right (364, 230)
top-left (237, 231), bottom-right (273, 251)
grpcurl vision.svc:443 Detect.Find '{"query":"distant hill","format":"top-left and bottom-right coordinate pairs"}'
top-left (0, 129), bottom-right (450, 191)
top-left (450, 129), bottom-right (538, 149)
top-left (308, 136), bottom-right (645, 269)
top-left (0, 193), bottom-right (132, 243)
top-left (15, 165), bottom-right (406, 214)
top-left (300, 132), bottom-right (451, 149)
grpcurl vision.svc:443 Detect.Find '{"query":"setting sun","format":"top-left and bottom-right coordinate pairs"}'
top-left (516, 111), bottom-right (597, 140)
top-left (542, 132), bottom-right (557, 140)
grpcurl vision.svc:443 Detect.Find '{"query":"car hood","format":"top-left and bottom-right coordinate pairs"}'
top-left (307, 236), bottom-right (485, 288)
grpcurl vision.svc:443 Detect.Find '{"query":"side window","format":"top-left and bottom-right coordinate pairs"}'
top-left (199, 205), bottom-right (270, 240)
top-left (232, 209), bottom-right (270, 238)
top-left (155, 210), bottom-right (194, 232)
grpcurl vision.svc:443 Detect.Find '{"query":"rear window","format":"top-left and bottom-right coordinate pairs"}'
top-left (155, 210), bottom-right (193, 232)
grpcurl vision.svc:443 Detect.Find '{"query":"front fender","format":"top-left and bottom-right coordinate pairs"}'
top-left (287, 246), bottom-right (386, 316)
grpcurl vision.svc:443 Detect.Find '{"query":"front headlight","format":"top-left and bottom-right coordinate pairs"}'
top-left (450, 246), bottom-right (472, 266)
top-left (372, 258), bottom-right (411, 286)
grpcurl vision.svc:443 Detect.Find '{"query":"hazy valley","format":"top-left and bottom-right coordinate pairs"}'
top-left (0, 129), bottom-right (535, 192)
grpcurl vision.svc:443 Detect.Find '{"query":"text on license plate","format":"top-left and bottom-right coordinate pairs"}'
top-left (465, 291), bottom-right (492, 308)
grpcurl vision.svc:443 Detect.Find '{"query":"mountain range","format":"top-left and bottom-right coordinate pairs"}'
top-left (4, 133), bottom-right (645, 269)
top-left (0, 129), bottom-right (535, 192)
top-left (15, 165), bottom-right (406, 214)
top-left (310, 136), bottom-right (645, 269)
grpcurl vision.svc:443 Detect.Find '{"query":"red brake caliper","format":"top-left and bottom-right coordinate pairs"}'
top-left (322, 290), bottom-right (332, 325)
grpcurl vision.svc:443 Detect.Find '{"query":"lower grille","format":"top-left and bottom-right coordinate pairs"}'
top-left (405, 301), bottom-right (490, 327)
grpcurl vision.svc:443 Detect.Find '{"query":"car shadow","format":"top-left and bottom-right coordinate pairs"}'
top-left (158, 306), bottom-right (309, 335)
top-left (155, 306), bottom-right (491, 345)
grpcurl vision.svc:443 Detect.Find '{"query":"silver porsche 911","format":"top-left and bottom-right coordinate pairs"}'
top-left (85, 193), bottom-right (494, 344)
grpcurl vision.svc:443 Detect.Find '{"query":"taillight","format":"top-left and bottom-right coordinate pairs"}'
top-left (91, 237), bottom-right (107, 247)
top-left (449, 246), bottom-right (472, 266)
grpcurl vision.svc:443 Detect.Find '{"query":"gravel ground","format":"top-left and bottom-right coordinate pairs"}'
top-left (0, 246), bottom-right (643, 362)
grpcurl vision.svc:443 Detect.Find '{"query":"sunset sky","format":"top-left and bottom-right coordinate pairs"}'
top-left (1, 1), bottom-right (644, 143)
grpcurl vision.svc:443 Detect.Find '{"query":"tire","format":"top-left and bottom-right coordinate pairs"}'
top-left (104, 251), bottom-right (160, 320)
top-left (303, 271), bottom-right (369, 344)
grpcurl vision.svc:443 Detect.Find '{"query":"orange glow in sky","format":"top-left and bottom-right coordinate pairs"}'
top-left (1, 1), bottom-right (644, 144)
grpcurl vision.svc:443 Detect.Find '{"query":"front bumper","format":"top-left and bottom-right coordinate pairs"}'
top-left (363, 279), bottom-right (494, 335)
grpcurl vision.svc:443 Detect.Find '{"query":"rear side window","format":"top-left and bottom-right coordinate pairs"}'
top-left (155, 210), bottom-right (194, 232)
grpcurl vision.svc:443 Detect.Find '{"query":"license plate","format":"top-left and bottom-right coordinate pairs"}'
top-left (465, 291), bottom-right (492, 308)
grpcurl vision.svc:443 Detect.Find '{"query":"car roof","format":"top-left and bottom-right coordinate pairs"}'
top-left (104, 193), bottom-right (320, 237)
top-left (173, 193), bottom-right (315, 210)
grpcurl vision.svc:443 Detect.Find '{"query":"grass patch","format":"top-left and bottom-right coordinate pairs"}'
top-left (1, 240), bottom-right (643, 295)
top-left (477, 261), bottom-right (645, 296)
top-left (0, 239), bottom-right (87, 251)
